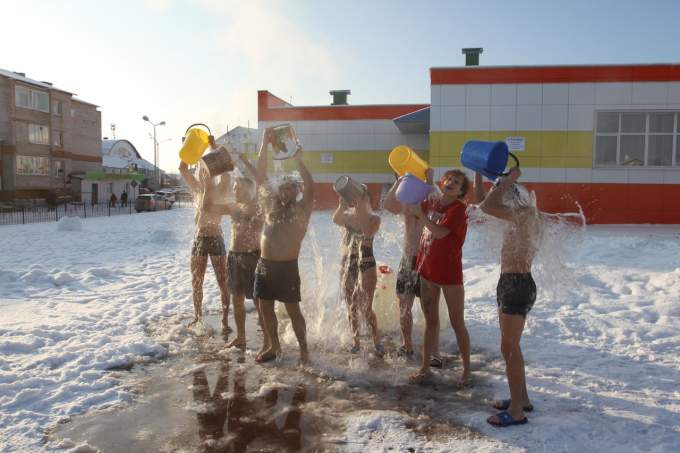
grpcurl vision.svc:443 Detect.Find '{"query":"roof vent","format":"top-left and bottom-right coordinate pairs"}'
top-left (330, 90), bottom-right (351, 106)
top-left (41, 81), bottom-right (53, 86)
top-left (462, 48), bottom-right (483, 66)
top-left (13, 71), bottom-right (26, 77)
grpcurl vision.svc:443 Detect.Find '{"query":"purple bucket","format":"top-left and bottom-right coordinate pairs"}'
top-left (396, 173), bottom-right (434, 205)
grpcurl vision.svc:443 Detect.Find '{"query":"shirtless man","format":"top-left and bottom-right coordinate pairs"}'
top-left (178, 137), bottom-right (234, 331)
top-left (253, 128), bottom-right (313, 364)
top-left (206, 153), bottom-right (265, 350)
top-left (383, 175), bottom-right (426, 358)
top-left (478, 167), bottom-right (542, 427)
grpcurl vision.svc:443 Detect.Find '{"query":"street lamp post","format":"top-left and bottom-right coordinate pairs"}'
top-left (142, 115), bottom-right (166, 188)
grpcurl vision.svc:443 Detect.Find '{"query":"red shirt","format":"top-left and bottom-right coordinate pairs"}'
top-left (416, 199), bottom-right (468, 285)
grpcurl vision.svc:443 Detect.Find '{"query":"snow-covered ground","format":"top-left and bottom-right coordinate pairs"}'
top-left (1, 208), bottom-right (679, 452)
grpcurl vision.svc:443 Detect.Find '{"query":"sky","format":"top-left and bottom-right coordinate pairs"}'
top-left (2, 0), bottom-right (680, 172)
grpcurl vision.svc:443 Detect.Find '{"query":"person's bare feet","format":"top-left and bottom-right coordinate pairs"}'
top-left (456, 369), bottom-right (472, 388)
top-left (187, 316), bottom-right (203, 328)
top-left (255, 347), bottom-right (281, 363)
top-left (226, 337), bottom-right (246, 350)
top-left (299, 348), bottom-right (309, 364)
top-left (408, 368), bottom-right (433, 385)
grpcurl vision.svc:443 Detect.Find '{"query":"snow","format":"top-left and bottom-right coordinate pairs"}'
top-left (1, 209), bottom-right (679, 451)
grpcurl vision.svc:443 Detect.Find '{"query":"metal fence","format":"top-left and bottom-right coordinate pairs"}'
top-left (0, 200), bottom-right (193, 226)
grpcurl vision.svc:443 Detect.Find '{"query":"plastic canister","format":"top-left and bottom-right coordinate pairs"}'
top-left (334, 176), bottom-right (366, 205)
top-left (395, 173), bottom-right (434, 205)
top-left (388, 145), bottom-right (429, 182)
top-left (179, 124), bottom-right (211, 165)
top-left (461, 140), bottom-right (519, 180)
top-left (372, 264), bottom-right (400, 332)
top-left (270, 124), bottom-right (300, 160)
top-left (200, 146), bottom-right (234, 178)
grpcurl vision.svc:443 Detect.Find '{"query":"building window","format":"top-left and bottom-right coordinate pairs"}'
top-left (52, 100), bottom-right (63, 116)
top-left (28, 124), bottom-right (50, 145)
top-left (53, 160), bottom-right (64, 178)
top-left (595, 111), bottom-right (679, 167)
top-left (17, 156), bottom-right (50, 176)
top-left (14, 86), bottom-right (50, 112)
top-left (53, 130), bottom-right (63, 147)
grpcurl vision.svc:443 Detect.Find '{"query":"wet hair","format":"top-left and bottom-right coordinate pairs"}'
top-left (439, 169), bottom-right (470, 199)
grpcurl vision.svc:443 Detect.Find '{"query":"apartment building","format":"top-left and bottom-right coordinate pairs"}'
top-left (0, 68), bottom-right (102, 203)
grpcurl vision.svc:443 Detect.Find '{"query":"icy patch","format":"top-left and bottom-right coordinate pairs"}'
top-left (57, 216), bottom-right (83, 231)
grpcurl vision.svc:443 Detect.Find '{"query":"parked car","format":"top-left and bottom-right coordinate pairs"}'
top-left (135, 194), bottom-right (173, 212)
top-left (155, 189), bottom-right (176, 204)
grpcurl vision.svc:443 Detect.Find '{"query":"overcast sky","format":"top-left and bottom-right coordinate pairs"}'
top-left (3, 0), bottom-right (679, 171)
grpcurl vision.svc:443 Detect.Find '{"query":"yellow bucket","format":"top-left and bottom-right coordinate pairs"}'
top-left (388, 145), bottom-right (429, 181)
top-left (179, 123), bottom-right (211, 165)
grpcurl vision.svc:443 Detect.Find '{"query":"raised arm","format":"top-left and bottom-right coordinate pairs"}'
top-left (179, 161), bottom-right (200, 192)
top-left (383, 177), bottom-right (403, 214)
top-left (255, 129), bottom-right (271, 186)
top-left (473, 172), bottom-right (487, 204)
top-left (409, 203), bottom-right (452, 240)
top-left (479, 167), bottom-right (521, 221)
top-left (237, 153), bottom-right (257, 180)
top-left (294, 147), bottom-right (314, 213)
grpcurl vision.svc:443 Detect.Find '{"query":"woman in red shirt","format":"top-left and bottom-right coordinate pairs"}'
top-left (410, 169), bottom-right (472, 386)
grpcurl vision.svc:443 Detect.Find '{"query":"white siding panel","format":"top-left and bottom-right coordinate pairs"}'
top-left (627, 170), bottom-right (663, 184)
top-left (373, 120), bottom-right (399, 134)
top-left (595, 83), bottom-right (633, 105)
top-left (662, 170), bottom-right (680, 184)
top-left (592, 169), bottom-right (628, 183)
top-left (441, 85), bottom-right (466, 106)
top-left (568, 105), bottom-right (595, 131)
top-left (441, 106), bottom-right (466, 131)
top-left (431, 85), bottom-right (442, 107)
top-left (668, 83), bottom-right (680, 104)
top-left (540, 167), bottom-right (566, 183)
top-left (542, 84), bottom-right (569, 105)
top-left (517, 84), bottom-right (542, 105)
top-left (309, 120), bottom-right (328, 135)
top-left (516, 105), bottom-right (542, 130)
top-left (465, 106), bottom-right (491, 130)
top-left (565, 168), bottom-right (593, 183)
top-left (517, 168), bottom-right (540, 182)
top-left (491, 84), bottom-right (517, 105)
top-left (466, 85), bottom-right (491, 105)
top-left (490, 106), bottom-right (516, 131)
top-left (542, 105), bottom-right (568, 130)
top-left (569, 83), bottom-right (596, 105)
top-left (631, 82), bottom-right (668, 105)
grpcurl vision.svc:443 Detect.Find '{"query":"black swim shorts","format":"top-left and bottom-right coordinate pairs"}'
top-left (227, 250), bottom-right (261, 299)
top-left (396, 256), bottom-right (420, 297)
top-left (496, 273), bottom-right (536, 318)
top-left (191, 236), bottom-right (226, 257)
top-left (253, 258), bottom-right (301, 304)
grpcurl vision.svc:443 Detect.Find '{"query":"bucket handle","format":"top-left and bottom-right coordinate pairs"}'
top-left (492, 152), bottom-right (520, 177)
top-left (182, 123), bottom-right (212, 142)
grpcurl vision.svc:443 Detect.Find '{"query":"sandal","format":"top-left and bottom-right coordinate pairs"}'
top-left (492, 399), bottom-right (534, 413)
top-left (372, 344), bottom-right (385, 358)
top-left (486, 410), bottom-right (528, 427)
top-left (397, 346), bottom-right (414, 358)
top-left (350, 345), bottom-right (361, 354)
top-left (430, 355), bottom-right (443, 368)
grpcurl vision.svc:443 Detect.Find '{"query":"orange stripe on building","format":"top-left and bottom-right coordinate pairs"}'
top-left (258, 91), bottom-right (428, 121)
top-left (52, 150), bottom-right (102, 163)
top-left (430, 64), bottom-right (680, 85)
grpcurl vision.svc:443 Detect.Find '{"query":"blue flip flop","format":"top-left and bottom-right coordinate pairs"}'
top-left (493, 399), bottom-right (534, 412)
top-left (350, 345), bottom-right (361, 354)
top-left (372, 344), bottom-right (385, 358)
top-left (487, 411), bottom-right (528, 427)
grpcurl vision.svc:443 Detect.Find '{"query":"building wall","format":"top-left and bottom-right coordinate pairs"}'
top-left (430, 65), bottom-right (680, 223)
top-left (258, 91), bottom-right (429, 208)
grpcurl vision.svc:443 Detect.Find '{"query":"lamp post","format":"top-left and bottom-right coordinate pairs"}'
top-left (142, 115), bottom-right (166, 188)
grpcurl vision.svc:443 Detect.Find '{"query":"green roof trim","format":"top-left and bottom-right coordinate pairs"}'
top-left (86, 170), bottom-right (145, 182)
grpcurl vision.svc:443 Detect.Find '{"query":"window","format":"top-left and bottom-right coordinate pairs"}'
top-left (594, 111), bottom-right (680, 167)
top-left (53, 130), bottom-right (63, 147)
top-left (53, 160), bottom-right (63, 178)
top-left (52, 100), bottom-right (63, 116)
top-left (14, 86), bottom-right (49, 112)
top-left (15, 86), bottom-right (30, 108)
top-left (17, 156), bottom-right (50, 176)
top-left (28, 124), bottom-right (49, 145)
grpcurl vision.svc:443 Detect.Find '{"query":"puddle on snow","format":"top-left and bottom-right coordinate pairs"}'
top-left (52, 313), bottom-right (492, 452)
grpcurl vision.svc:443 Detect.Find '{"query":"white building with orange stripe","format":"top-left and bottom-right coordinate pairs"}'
top-left (258, 61), bottom-right (680, 223)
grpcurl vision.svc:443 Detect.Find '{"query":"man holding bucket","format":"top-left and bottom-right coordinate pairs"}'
top-left (253, 128), bottom-right (313, 364)
top-left (478, 167), bottom-right (542, 427)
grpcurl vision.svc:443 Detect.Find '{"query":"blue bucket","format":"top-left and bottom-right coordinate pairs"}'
top-left (396, 173), bottom-right (434, 205)
top-left (461, 140), bottom-right (519, 180)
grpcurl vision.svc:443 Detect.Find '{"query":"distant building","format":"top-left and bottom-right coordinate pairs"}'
top-left (0, 68), bottom-right (102, 203)
top-left (215, 126), bottom-right (259, 154)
